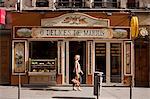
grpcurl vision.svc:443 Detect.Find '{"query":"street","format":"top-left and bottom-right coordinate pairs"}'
top-left (0, 86), bottom-right (150, 99)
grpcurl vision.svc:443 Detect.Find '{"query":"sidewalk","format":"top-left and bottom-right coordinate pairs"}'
top-left (0, 85), bottom-right (150, 99)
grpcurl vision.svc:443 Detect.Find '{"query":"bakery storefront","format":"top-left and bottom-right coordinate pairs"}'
top-left (11, 12), bottom-right (134, 86)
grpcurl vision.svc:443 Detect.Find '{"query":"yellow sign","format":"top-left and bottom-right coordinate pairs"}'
top-left (130, 16), bottom-right (139, 38)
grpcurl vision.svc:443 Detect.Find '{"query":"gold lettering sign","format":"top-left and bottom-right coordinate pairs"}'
top-left (32, 28), bottom-right (113, 38)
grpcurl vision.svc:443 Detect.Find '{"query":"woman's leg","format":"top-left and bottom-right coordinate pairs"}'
top-left (72, 73), bottom-right (77, 90)
top-left (77, 75), bottom-right (82, 91)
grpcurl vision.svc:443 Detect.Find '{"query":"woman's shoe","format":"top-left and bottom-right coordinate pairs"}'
top-left (73, 87), bottom-right (77, 91)
top-left (77, 87), bottom-right (82, 91)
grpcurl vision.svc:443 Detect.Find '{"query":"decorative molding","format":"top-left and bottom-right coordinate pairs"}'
top-left (14, 26), bottom-right (131, 39)
top-left (139, 27), bottom-right (148, 37)
top-left (16, 28), bottom-right (32, 37)
top-left (113, 29), bottom-right (128, 38)
top-left (41, 13), bottom-right (110, 27)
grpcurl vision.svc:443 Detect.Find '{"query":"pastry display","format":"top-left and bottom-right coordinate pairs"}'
top-left (30, 59), bottom-right (56, 73)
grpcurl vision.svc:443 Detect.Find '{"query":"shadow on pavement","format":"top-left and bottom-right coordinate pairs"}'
top-left (29, 88), bottom-right (71, 91)
top-left (52, 96), bottom-right (95, 99)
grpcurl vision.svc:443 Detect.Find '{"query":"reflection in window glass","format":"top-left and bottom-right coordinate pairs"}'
top-left (29, 41), bottom-right (57, 59)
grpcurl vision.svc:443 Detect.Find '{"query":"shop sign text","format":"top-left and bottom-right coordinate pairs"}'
top-left (32, 28), bottom-right (113, 38)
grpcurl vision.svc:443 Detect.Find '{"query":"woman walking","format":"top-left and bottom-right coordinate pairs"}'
top-left (72, 55), bottom-right (83, 91)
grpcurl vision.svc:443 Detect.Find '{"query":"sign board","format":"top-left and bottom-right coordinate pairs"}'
top-left (14, 26), bottom-right (129, 39)
top-left (31, 28), bottom-right (113, 39)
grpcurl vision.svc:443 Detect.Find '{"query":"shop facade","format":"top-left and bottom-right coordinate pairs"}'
top-left (11, 12), bottom-right (134, 86)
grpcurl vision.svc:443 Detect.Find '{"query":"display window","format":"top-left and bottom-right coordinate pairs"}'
top-left (95, 42), bottom-right (123, 84)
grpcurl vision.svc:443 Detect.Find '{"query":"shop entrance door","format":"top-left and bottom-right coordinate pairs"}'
top-left (69, 41), bottom-right (86, 84)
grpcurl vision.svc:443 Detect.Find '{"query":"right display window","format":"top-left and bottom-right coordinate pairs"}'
top-left (110, 43), bottom-right (122, 83)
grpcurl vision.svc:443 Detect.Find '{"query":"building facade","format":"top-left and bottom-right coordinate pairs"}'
top-left (133, 12), bottom-right (150, 87)
top-left (0, 0), bottom-right (150, 87)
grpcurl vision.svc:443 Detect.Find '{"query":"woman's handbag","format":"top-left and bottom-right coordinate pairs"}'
top-left (71, 78), bottom-right (80, 85)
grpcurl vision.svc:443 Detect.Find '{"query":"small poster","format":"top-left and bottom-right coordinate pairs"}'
top-left (126, 43), bottom-right (131, 74)
top-left (12, 41), bottom-right (26, 75)
top-left (124, 41), bottom-right (132, 75)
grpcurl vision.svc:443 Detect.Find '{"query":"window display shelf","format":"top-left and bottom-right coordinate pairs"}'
top-left (28, 71), bottom-right (56, 76)
top-left (29, 59), bottom-right (57, 85)
top-left (29, 59), bottom-right (56, 73)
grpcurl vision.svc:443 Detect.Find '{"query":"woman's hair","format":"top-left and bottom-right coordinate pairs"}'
top-left (74, 55), bottom-right (80, 60)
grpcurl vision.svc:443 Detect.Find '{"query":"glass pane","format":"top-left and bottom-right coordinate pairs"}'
top-left (127, 0), bottom-right (137, 8)
top-left (73, 0), bottom-right (82, 7)
top-left (36, 0), bottom-right (49, 7)
top-left (107, 0), bottom-right (117, 8)
top-left (95, 43), bottom-right (106, 82)
top-left (110, 43), bottom-right (122, 83)
top-left (94, 0), bottom-right (103, 8)
top-left (58, 0), bottom-right (69, 7)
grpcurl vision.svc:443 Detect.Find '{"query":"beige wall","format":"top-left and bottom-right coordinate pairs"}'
top-left (120, 0), bottom-right (127, 8)
top-left (139, 0), bottom-right (150, 8)
top-left (137, 13), bottom-right (150, 25)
